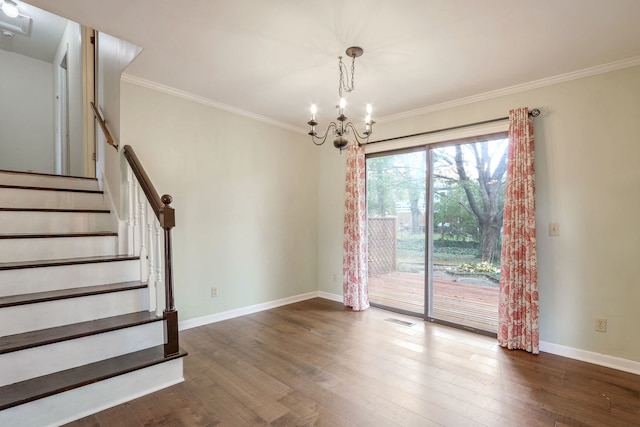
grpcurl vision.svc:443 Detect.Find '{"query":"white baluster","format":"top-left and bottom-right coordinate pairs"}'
top-left (147, 216), bottom-right (156, 312)
top-left (132, 177), bottom-right (141, 256)
top-left (126, 166), bottom-right (135, 255)
top-left (138, 186), bottom-right (149, 283)
top-left (155, 220), bottom-right (164, 317)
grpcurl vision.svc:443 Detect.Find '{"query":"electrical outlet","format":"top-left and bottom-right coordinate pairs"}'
top-left (332, 273), bottom-right (337, 282)
top-left (549, 223), bottom-right (560, 236)
top-left (210, 287), bottom-right (218, 298)
top-left (595, 317), bottom-right (607, 332)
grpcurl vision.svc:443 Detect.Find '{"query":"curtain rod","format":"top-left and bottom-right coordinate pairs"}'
top-left (366, 108), bottom-right (541, 145)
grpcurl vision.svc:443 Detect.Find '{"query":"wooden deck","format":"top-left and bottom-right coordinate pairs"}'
top-left (368, 270), bottom-right (499, 332)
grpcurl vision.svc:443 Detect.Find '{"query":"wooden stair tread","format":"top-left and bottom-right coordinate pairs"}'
top-left (0, 281), bottom-right (147, 308)
top-left (0, 254), bottom-right (139, 271)
top-left (0, 345), bottom-right (187, 411)
top-left (0, 231), bottom-right (117, 239)
top-left (0, 311), bottom-right (162, 354)
top-left (0, 207), bottom-right (110, 213)
top-left (0, 184), bottom-right (103, 194)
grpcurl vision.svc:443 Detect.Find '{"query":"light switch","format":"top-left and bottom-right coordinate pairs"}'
top-left (549, 223), bottom-right (560, 236)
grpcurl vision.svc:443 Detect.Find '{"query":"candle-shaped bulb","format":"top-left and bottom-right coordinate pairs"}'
top-left (310, 104), bottom-right (317, 121)
top-left (339, 97), bottom-right (346, 111)
top-left (365, 114), bottom-right (371, 124)
top-left (366, 103), bottom-right (372, 115)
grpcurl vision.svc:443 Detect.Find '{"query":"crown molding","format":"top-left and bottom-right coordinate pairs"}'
top-left (121, 73), bottom-right (308, 135)
top-left (378, 56), bottom-right (640, 124)
top-left (123, 56), bottom-right (640, 133)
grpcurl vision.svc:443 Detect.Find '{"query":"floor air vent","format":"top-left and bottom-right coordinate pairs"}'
top-left (384, 318), bottom-right (415, 327)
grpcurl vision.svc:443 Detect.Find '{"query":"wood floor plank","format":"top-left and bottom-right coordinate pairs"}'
top-left (63, 298), bottom-right (640, 426)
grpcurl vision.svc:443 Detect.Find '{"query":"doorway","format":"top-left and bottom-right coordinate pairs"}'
top-left (57, 51), bottom-right (70, 175)
top-left (366, 135), bottom-right (506, 334)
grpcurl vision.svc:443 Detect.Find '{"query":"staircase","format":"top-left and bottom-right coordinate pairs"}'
top-left (0, 170), bottom-right (186, 427)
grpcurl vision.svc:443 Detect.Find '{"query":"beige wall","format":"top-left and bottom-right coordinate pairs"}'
top-left (121, 82), bottom-right (318, 321)
top-left (96, 33), bottom-right (142, 215)
top-left (317, 66), bottom-right (640, 363)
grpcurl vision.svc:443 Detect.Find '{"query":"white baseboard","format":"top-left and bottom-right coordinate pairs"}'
top-left (540, 341), bottom-right (640, 376)
top-left (179, 291), bottom-right (323, 330)
top-left (317, 291), bottom-right (344, 303)
top-left (178, 292), bottom-right (640, 378)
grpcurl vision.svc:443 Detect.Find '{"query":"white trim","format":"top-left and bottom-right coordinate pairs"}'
top-left (121, 73), bottom-right (308, 135)
top-left (123, 57), bottom-right (640, 135)
top-left (179, 291), bottom-right (319, 330)
top-left (318, 291), bottom-right (344, 303)
top-left (378, 56), bottom-right (640, 123)
top-left (540, 341), bottom-right (640, 377)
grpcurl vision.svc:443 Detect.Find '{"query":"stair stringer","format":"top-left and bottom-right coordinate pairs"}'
top-left (96, 160), bottom-right (130, 256)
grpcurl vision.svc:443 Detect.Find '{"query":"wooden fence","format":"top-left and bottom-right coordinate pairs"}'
top-left (368, 217), bottom-right (397, 276)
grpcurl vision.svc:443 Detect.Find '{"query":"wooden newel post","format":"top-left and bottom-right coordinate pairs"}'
top-left (160, 194), bottom-right (179, 357)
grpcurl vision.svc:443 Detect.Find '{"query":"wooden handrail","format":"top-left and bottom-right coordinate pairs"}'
top-left (90, 102), bottom-right (118, 150)
top-left (123, 145), bottom-right (174, 228)
top-left (123, 144), bottom-right (178, 357)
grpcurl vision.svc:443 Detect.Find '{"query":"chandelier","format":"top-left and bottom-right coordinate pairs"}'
top-left (307, 46), bottom-right (374, 152)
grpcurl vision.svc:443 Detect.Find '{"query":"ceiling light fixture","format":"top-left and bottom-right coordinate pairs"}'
top-left (307, 46), bottom-right (374, 152)
top-left (1, 0), bottom-right (19, 18)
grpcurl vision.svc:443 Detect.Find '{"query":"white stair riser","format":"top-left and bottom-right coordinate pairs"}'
top-left (0, 322), bottom-right (164, 387)
top-left (0, 211), bottom-right (115, 234)
top-left (0, 188), bottom-right (106, 210)
top-left (0, 236), bottom-right (119, 263)
top-left (0, 211), bottom-right (112, 233)
top-left (0, 358), bottom-right (184, 427)
top-left (0, 289), bottom-right (149, 336)
top-left (0, 211), bottom-right (116, 234)
top-left (0, 173), bottom-right (99, 191)
top-left (0, 260), bottom-right (140, 297)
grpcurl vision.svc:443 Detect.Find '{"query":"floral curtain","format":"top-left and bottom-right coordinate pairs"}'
top-left (498, 107), bottom-right (539, 353)
top-left (343, 142), bottom-right (369, 311)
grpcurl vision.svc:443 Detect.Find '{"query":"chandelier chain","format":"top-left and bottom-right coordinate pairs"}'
top-left (338, 55), bottom-right (356, 98)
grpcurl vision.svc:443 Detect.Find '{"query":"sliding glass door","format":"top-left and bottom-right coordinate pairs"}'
top-left (366, 149), bottom-right (426, 316)
top-left (366, 136), bottom-right (506, 334)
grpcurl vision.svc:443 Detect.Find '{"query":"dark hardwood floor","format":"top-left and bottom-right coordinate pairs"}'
top-left (66, 298), bottom-right (640, 426)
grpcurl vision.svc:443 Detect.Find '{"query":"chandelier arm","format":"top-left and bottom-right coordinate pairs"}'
top-left (344, 122), bottom-right (373, 146)
top-left (309, 122), bottom-right (338, 146)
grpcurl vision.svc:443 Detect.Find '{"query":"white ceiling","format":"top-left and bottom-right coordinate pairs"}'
top-left (19, 0), bottom-right (640, 132)
top-left (0, 2), bottom-right (67, 62)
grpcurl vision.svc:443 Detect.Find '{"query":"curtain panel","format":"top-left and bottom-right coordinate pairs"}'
top-left (498, 107), bottom-right (539, 353)
top-left (343, 143), bottom-right (369, 311)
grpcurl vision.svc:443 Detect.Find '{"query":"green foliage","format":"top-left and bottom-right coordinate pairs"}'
top-left (432, 239), bottom-right (477, 249)
top-left (433, 181), bottom-right (479, 242)
top-left (366, 153), bottom-right (426, 228)
top-left (434, 246), bottom-right (477, 256)
top-left (458, 261), bottom-right (500, 274)
top-left (397, 236), bottom-right (425, 260)
top-left (366, 156), bottom-right (398, 217)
